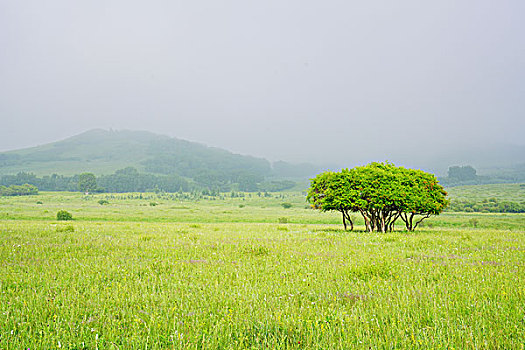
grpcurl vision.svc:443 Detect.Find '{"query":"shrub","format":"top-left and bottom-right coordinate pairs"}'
top-left (57, 210), bottom-right (73, 221)
top-left (0, 184), bottom-right (39, 196)
top-left (278, 217), bottom-right (289, 224)
top-left (281, 203), bottom-right (292, 209)
top-left (56, 225), bottom-right (75, 233)
top-left (98, 199), bottom-right (109, 205)
top-left (36, 201), bottom-right (43, 205)
top-left (150, 202), bottom-right (158, 207)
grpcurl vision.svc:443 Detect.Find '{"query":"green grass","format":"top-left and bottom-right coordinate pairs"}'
top-left (446, 183), bottom-right (525, 203)
top-left (1, 191), bottom-right (524, 348)
top-left (1, 191), bottom-right (524, 230)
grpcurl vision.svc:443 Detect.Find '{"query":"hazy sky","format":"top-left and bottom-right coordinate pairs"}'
top-left (1, 0), bottom-right (524, 165)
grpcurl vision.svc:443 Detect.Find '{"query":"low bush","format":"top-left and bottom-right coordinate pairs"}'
top-left (56, 225), bottom-right (75, 233)
top-left (447, 198), bottom-right (525, 213)
top-left (56, 210), bottom-right (73, 221)
top-left (0, 184), bottom-right (38, 196)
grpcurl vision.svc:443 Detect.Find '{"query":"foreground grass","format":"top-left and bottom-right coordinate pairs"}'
top-left (1, 221), bottom-right (524, 349)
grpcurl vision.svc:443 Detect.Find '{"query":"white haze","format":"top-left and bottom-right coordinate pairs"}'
top-left (1, 0), bottom-right (524, 170)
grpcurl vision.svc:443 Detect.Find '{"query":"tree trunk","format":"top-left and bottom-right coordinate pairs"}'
top-left (413, 214), bottom-right (431, 230)
top-left (400, 212), bottom-right (412, 231)
top-left (343, 210), bottom-right (354, 231)
top-left (364, 214), bottom-right (372, 232)
top-left (359, 210), bottom-right (373, 232)
top-left (407, 213), bottom-right (415, 231)
top-left (381, 215), bottom-right (386, 233)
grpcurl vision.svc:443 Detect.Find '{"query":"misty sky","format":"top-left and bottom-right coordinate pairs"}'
top-left (1, 0), bottom-right (524, 165)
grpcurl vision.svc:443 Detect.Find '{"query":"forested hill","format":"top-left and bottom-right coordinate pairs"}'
top-left (0, 129), bottom-right (319, 191)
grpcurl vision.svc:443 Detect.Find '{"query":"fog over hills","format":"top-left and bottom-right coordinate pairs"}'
top-left (1, 1), bottom-right (524, 173)
top-left (0, 129), bottom-right (321, 179)
top-left (0, 129), bottom-right (523, 180)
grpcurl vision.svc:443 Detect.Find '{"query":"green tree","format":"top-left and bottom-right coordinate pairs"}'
top-left (306, 170), bottom-right (356, 231)
top-left (0, 184), bottom-right (38, 196)
top-left (78, 173), bottom-right (97, 193)
top-left (349, 163), bottom-right (403, 233)
top-left (397, 167), bottom-right (448, 231)
top-left (448, 165), bottom-right (477, 181)
top-left (307, 163), bottom-right (448, 232)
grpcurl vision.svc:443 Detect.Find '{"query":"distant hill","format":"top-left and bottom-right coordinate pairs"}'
top-left (0, 129), bottom-right (320, 190)
top-left (4, 129), bottom-right (521, 191)
top-left (0, 129), bottom-right (162, 175)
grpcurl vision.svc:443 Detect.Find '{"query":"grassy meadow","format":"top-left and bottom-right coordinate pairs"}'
top-left (1, 188), bottom-right (524, 349)
top-left (446, 183), bottom-right (525, 203)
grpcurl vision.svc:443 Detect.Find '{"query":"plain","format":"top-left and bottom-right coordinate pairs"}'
top-left (0, 186), bottom-right (524, 349)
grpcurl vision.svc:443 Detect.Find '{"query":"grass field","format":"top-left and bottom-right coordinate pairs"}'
top-left (446, 183), bottom-right (525, 203)
top-left (1, 189), bottom-right (524, 349)
top-left (1, 191), bottom-right (524, 230)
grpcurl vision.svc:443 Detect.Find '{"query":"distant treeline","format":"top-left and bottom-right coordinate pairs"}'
top-left (0, 184), bottom-right (38, 196)
top-left (446, 198), bottom-right (525, 213)
top-left (0, 168), bottom-right (296, 193)
top-left (439, 165), bottom-right (525, 187)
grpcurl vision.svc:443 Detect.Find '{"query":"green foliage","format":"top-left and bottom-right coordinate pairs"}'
top-left (56, 224), bottom-right (75, 232)
top-left (446, 184), bottom-right (525, 214)
top-left (56, 210), bottom-right (73, 221)
top-left (0, 153), bottom-right (21, 166)
top-left (98, 199), bottom-right (109, 205)
top-left (0, 183), bottom-right (38, 196)
top-left (0, 130), bottom-right (319, 193)
top-left (307, 162), bottom-right (448, 232)
top-left (142, 138), bottom-right (271, 190)
top-left (448, 165), bottom-right (477, 181)
top-left (1, 168), bottom-right (296, 194)
top-left (438, 166), bottom-right (525, 187)
top-left (306, 170), bottom-right (357, 231)
top-left (446, 183), bottom-right (525, 203)
top-left (281, 202), bottom-right (292, 209)
top-left (0, 169), bottom-right (193, 193)
top-left (98, 167), bottom-right (191, 193)
top-left (78, 173), bottom-right (97, 193)
top-left (278, 217), bottom-right (289, 224)
top-left (1, 172), bottom-right (78, 191)
top-left (258, 180), bottom-right (297, 192)
top-left (447, 198), bottom-right (525, 213)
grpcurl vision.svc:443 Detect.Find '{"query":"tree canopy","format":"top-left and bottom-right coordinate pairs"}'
top-left (0, 183), bottom-right (38, 196)
top-left (447, 165), bottom-right (477, 181)
top-left (307, 162), bottom-right (448, 232)
top-left (78, 173), bottom-right (97, 193)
